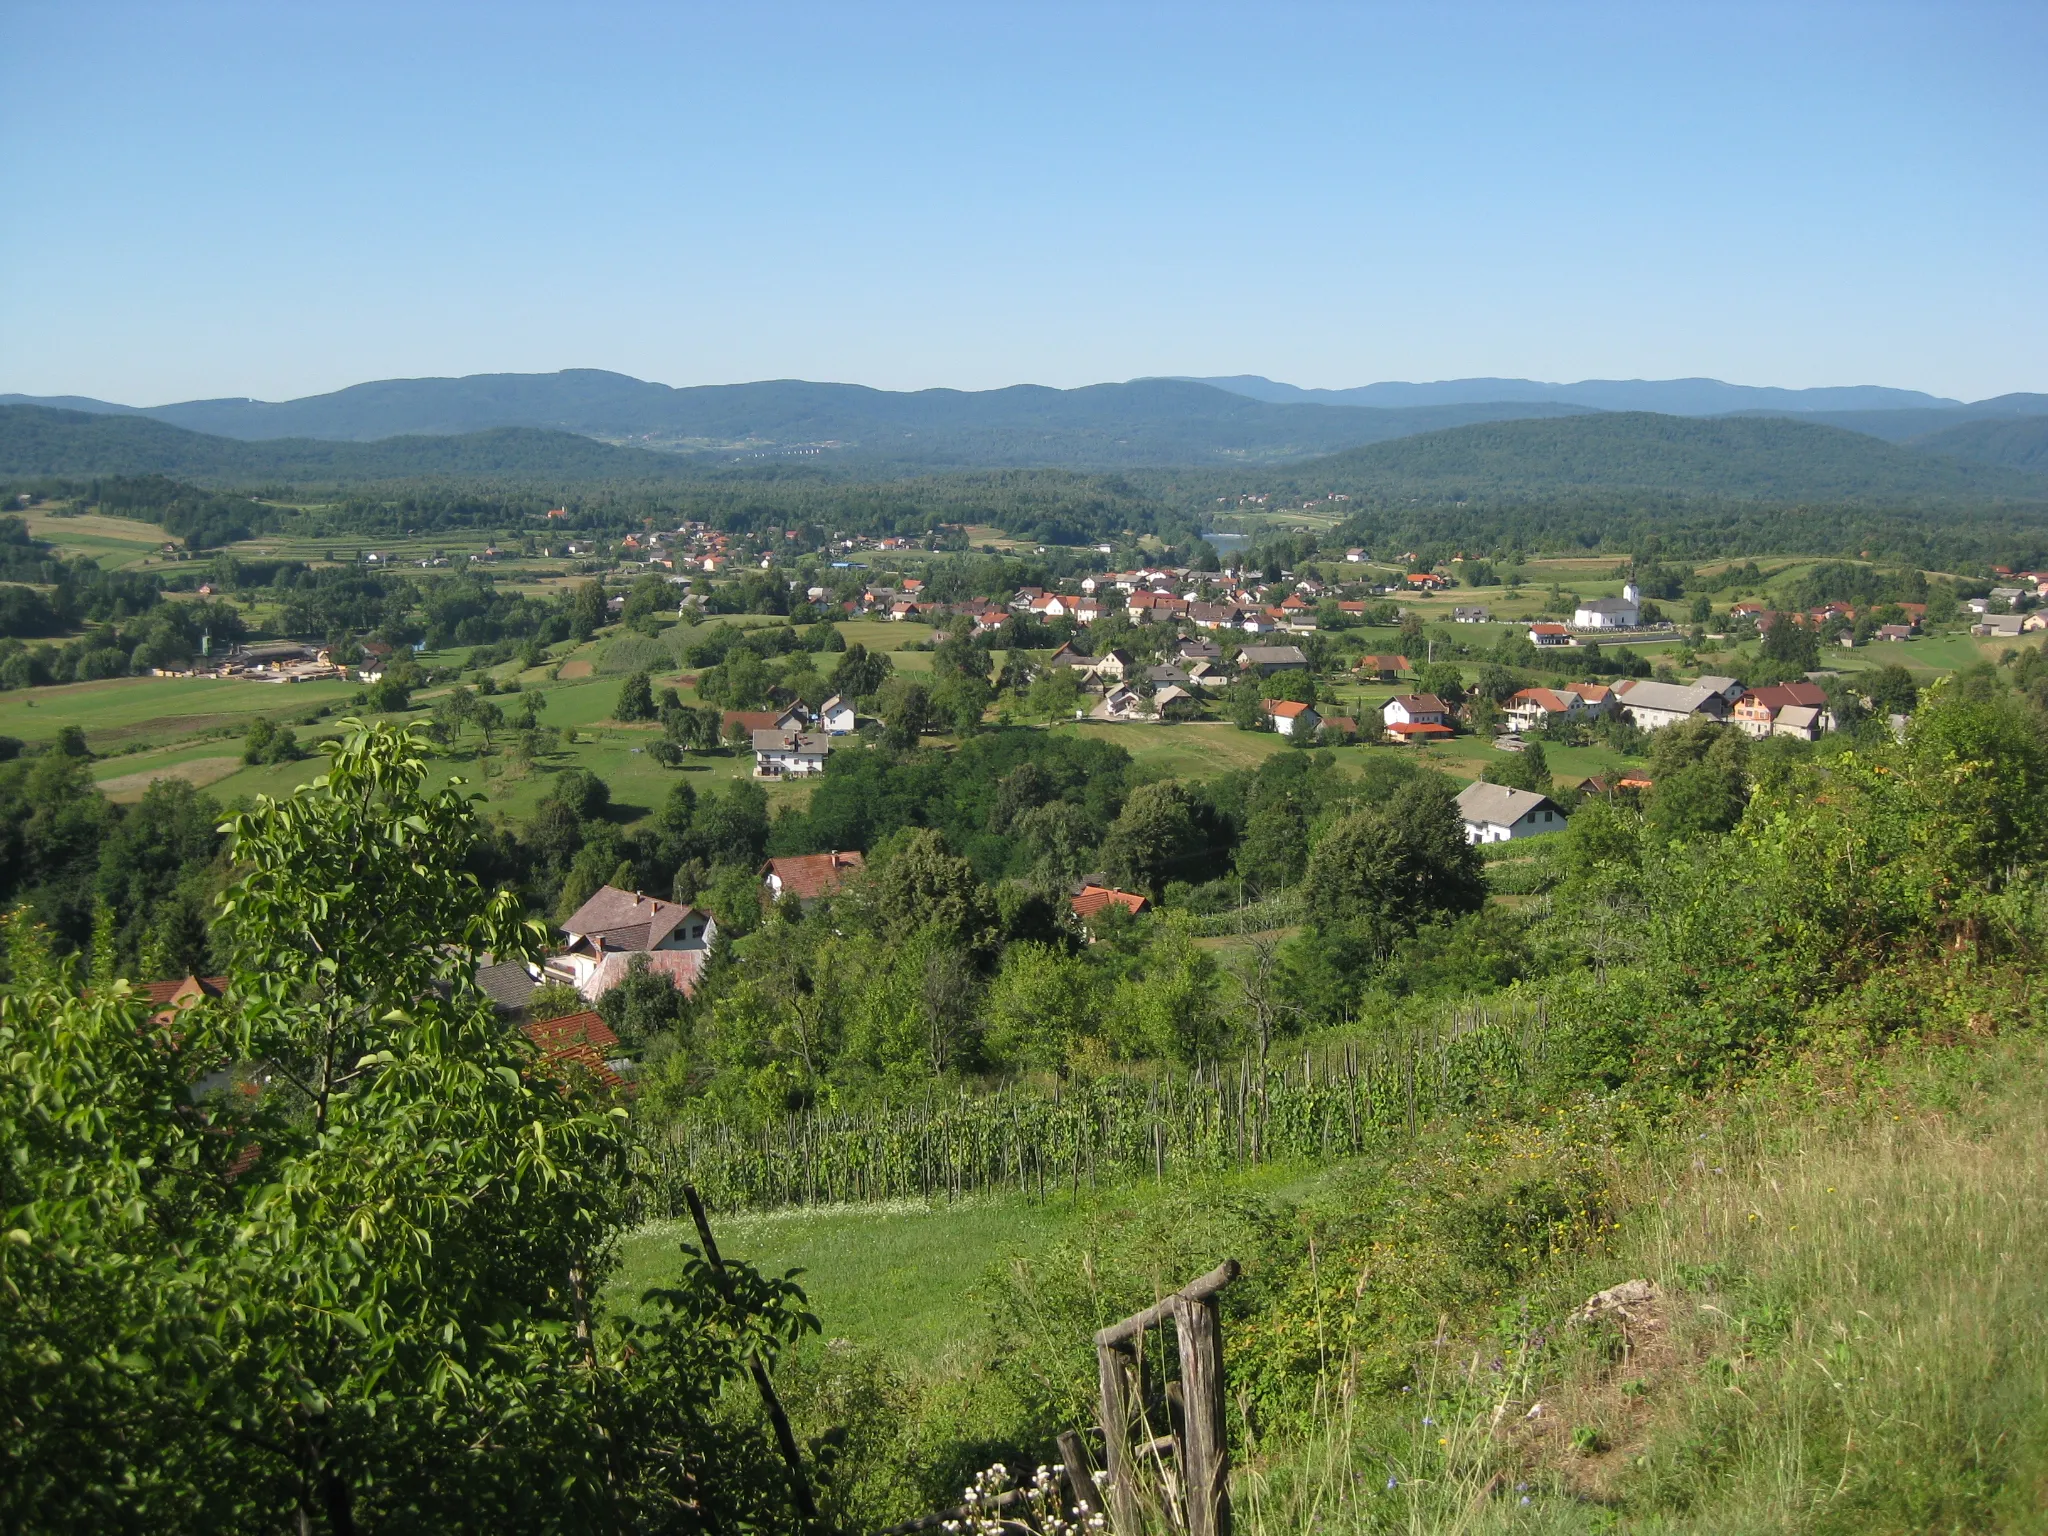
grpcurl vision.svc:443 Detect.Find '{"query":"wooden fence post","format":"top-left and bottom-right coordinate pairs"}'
top-left (1172, 1293), bottom-right (1232, 1536)
top-left (1096, 1340), bottom-right (1142, 1534)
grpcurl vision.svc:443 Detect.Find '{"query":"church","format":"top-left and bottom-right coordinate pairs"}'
top-left (1574, 580), bottom-right (1642, 630)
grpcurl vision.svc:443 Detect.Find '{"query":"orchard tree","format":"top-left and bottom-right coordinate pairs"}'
top-left (0, 721), bottom-right (818, 1533)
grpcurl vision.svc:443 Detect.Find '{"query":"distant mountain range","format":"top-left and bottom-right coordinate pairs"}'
top-left (4, 396), bottom-right (2045, 507)
top-left (1182, 375), bottom-right (1981, 415)
top-left (0, 373), bottom-right (1600, 467)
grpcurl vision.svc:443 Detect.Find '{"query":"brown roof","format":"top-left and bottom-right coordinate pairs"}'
top-left (559, 885), bottom-right (703, 951)
top-left (142, 974), bottom-right (228, 1007)
top-left (1390, 693), bottom-right (1448, 714)
top-left (762, 850), bottom-right (865, 901)
top-left (522, 1011), bottom-right (624, 1090)
top-left (1070, 885), bottom-right (1150, 920)
top-left (1745, 681), bottom-right (1828, 710)
top-left (1357, 654), bottom-right (1408, 671)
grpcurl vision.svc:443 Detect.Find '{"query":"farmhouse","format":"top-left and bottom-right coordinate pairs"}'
top-left (1528, 623), bottom-right (1574, 647)
top-left (1069, 885), bottom-right (1150, 924)
top-left (546, 886), bottom-right (715, 1002)
top-left (1383, 693), bottom-right (1453, 740)
top-left (1612, 676), bottom-right (1738, 731)
top-left (761, 850), bottom-right (865, 903)
top-left (1236, 645), bottom-right (1310, 675)
top-left (816, 693), bottom-right (857, 734)
top-left (1261, 699), bottom-right (1320, 737)
top-left (1456, 781), bottom-right (1568, 844)
top-left (753, 729), bottom-right (831, 777)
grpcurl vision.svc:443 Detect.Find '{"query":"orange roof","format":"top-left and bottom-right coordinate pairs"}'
top-left (1385, 720), bottom-right (1453, 737)
top-left (1070, 885), bottom-right (1150, 920)
top-left (762, 850), bottom-right (865, 901)
top-left (523, 1011), bottom-right (624, 1090)
top-left (1265, 699), bottom-right (1315, 718)
top-left (1529, 622), bottom-right (1570, 635)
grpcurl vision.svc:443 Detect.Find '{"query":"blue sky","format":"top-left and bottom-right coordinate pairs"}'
top-left (2, 1), bottom-right (2042, 404)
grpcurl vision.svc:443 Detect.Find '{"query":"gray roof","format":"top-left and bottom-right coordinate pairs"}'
top-left (752, 729), bottom-right (831, 754)
top-left (1577, 597), bottom-right (1637, 615)
top-left (475, 960), bottom-right (538, 1013)
top-left (1238, 645), bottom-right (1310, 667)
top-left (1455, 781), bottom-right (1559, 828)
top-left (1614, 679), bottom-right (1728, 716)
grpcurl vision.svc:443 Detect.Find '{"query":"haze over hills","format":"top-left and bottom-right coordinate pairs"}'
top-left (5, 400), bottom-right (2045, 508)
top-left (1247, 412), bottom-right (2048, 503)
top-left (1184, 374), bottom-right (1971, 415)
top-left (0, 375), bottom-right (1607, 469)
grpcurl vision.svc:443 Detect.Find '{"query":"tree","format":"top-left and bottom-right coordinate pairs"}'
top-left (1761, 614), bottom-right (1820, 671)
top-left (1864, 663), bottom-right (1919, 717)
top-left (1099, 780), bottom-right (1214, 894)
top-left (980, 940), bottom-right (1098, 1072)
top-left (1301, 774), bottom-right (1486, 946)
top-left (616, 669), bottom-right (657, 722)
top-left (1110, 915), bottom-right (1229, 1062)
top-left (1485, 740), bottom-right (1551, 794)
top-left (0, 722), bottom-right (816, 1532)
top-left (828, 643), bottom-right (891, 702)
top-left (855, 829), bottom-right (994, 950)
top-left (570, 579), bottom-right (607, 641)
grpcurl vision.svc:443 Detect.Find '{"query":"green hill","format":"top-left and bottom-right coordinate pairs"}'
top-left (0, 406), bottom-right (702, 483)
top-left (1282, 411), bottom-right (2048, 502)
top-left (1911, 414), bottom-right (2048, 474)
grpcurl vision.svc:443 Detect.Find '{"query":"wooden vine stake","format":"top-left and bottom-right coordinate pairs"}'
top-left (1093, 1259), bottom-right (1239, 1536)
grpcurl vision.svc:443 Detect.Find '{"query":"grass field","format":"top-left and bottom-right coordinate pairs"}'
top-left (0, 675), bottom-right (362, 751)
top-left (22, 510), bottom-right (175, 570)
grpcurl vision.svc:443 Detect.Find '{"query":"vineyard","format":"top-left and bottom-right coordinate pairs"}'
top-left (641, 999), bottom-right (1550, 1214)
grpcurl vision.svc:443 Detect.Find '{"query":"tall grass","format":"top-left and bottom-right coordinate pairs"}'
top-left (1228, 1035), bottom-right (2048, 1534)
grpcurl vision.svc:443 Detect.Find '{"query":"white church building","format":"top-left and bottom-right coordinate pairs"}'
top-left (1574, 580), bottom-right (1642, 630)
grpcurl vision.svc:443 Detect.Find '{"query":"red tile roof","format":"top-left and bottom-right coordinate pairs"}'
top-left (1069, 885), bottom-right (1150, 920)
top-left (1385, 721), bottom-right (1454, 737)
top-left (762, 850), bottom-right (865, 901)
top-left (523, 1011), bottom-right (625, 1090)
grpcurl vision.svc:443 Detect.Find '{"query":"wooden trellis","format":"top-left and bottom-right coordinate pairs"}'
top-left (1093, 1260), bottom-right (1240, 1536)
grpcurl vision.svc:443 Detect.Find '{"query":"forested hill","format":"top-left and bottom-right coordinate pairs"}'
top-left (0, 407), bottom-right (706, 483)
top-left (0, 374), bottom-right (1601, 468)
top-left (1264, 411), bottom-right (2048, 503)
top-left (1909, 414), bottom-right (2048, 474)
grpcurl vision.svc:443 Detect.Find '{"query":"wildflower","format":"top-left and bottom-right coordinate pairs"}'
top-left (1386, 1476), bottom-right (1399, 1490)
top-left (1422, 1415), bottom-right (1434, 1426)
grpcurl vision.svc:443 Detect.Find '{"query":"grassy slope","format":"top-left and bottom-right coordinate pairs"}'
top-left (615, 1022), bottom-right (2048, 1534)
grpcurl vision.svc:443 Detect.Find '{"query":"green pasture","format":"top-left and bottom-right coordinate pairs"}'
top-left (21, 511), bottom-right (173, 570)
top-left (0, 675), bottom-right (361, 751)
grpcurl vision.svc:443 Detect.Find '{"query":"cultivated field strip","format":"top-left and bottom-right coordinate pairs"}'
top-left (643, 1001), bottom-right (1547, 1214)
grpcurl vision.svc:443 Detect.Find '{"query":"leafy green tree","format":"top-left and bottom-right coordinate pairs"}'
top-left (828, 643), bottom-right (891, 703)
top-left (570, 578), bottom-right (607, 641)
top-left (854, 829), bottom-right (994, 950)
top-left (1485, 740), bottom-right (1552, 794)
top-left (1108, 915), bottom-right (1229, 1062)
top-left (1301, 774), bottom-right (1486, 945)
top-left (1863, 663), bottom-right (1919, 717)
top-left (1761, 614), bottom-right (1820, 671)
top-left (0, 722), bottom-right (816, 1533)
top-left (616, 669), bottom-right (657, 722)
top-left (1100, 780), bottom-right (1214, 894)
top-left (980, 940), bottom-right (1098, 1072)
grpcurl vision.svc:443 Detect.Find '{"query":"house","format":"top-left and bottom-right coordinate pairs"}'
top-left (1456, 781), bottom-right (1568, 844)
top-left (1611, 677), bottom-right (1736, 731)
top-left (1972, 614), bottom-right (2026, 638)
top-left (1732, 681), bottom-right (1833, 740)
top-left (1345, 548), bottom-right (1368, 563)
top-left (1153, 685), bottom-right (1200, 719)
top-left (1572, 682), bottom-right (1618, 717)
top-left (475, 958), bottom-right (540, 1015)
top-left (1069, 884), bottom-right (1150, 924)
top-left (1236, 645), bottom-right (1310, 675)
top-left (1356, 654), bottom-right (1408, 681)
top-left (1188, 602), bottom-right (1243, 630)
top-left (1172, 637), bottom-right (1222, 663)
top-left (1318, 714), bottom-right (1359, 741)
top-left (1876, 623), bottom-right (1916, 642)
top-left (547, 886), bottom-right (716, 1002)
top-left (1185, 659), bottom-right (1231, 690)
top-left (522, 1011), bottom-right (626, 1091)
top-left (1504, 686), bottom-right (1588, 733)
top-left (1404, 573), bottom-right (1448, 591)
top-left (141, 973), bottom-right (229, 1027)
top-left (1452, 606), bottom-right (1491, 624)
top-left (761, 850), bottom-right (865, 903)
top-left (1090, 685), bottom-right (1152, 721)
top-left (1145, 663), bottom-right (1192, 688)
top-left (1574, 582), bottom-right (1641, 629)
top-left (1528, 623), bottom-right (1575, 647)
top-left (1262, 699), bottom-right (1321, 737)
top-left (723, 706), bottom-right (806, 738)
top-left (1091, 648), bottom-right (1135, 682)
top-left (753, 729), bottom-right (831, 777)
top-left (816, 694), bottom-right (857, 734)
top-left (1383, 693), bottom-right (1453, 740)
